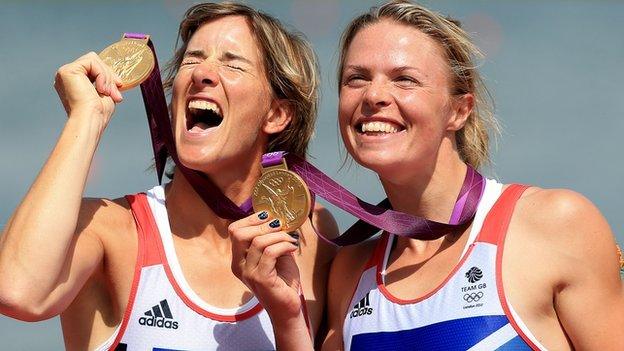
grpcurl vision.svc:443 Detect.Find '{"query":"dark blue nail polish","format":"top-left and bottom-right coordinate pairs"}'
top-left (258, 211), bottom-right (268, 220)
top-left (288, 232), bottom-right (299, 240)
top-left (269, 219), bottom-right (280, 228)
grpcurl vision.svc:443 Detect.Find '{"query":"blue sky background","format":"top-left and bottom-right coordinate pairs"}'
top-left (1, 1), bottom-right (623, 349)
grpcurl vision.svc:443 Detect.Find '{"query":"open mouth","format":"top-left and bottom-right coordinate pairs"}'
top-left (186, 100), bottom-right (223, 131)
top-left (356, 121), bottom-right (403, 135)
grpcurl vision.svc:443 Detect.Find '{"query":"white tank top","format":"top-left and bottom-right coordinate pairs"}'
top-left (343, 180), bottom-right (548, 350)
top-left (95, 185), bottom-right (289, 351)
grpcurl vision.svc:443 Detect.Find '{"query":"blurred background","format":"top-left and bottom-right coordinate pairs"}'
top-left (1, 0), bottom-right (622, 349)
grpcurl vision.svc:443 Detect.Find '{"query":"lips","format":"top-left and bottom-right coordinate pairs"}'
top-left (185, 99), bottom-right (223, 132)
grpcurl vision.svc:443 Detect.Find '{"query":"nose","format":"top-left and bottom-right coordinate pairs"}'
top-left (191, 60), bottom-right (220, 87)
top-left (362, 79), bottom-right (391, 112)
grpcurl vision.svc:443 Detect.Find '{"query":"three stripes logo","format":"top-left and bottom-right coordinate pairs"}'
top-left (349, 292), bottom-right (373, 319)
top-left (138, 299), bottom-right (179, 329)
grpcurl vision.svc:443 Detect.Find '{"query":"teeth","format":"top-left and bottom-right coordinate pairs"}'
top-left (361, 121), bottom-right (399, 133)
top-left (188, 100), bottom-right (221, 115)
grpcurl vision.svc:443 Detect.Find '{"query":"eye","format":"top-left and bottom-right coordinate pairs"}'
top-left (395, 75), bottom-right (420, 87)
top-left (343, 74), bottom-right (367, 87)
top-left (180, 59), bottom-right (200, 66)
top-left (226, 64), bottom-right (245, 72)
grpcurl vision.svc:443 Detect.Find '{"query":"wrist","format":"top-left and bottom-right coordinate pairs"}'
top-left (270, 311), bottom-right (313, 351)
top-left (66, 109), bottom-right (107, 141)
top-left (269, 309), bottom-right (308, 331)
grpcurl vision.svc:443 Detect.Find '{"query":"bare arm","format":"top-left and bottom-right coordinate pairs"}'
top-left (544, 191), bottom-right (624, 349)
top-left (517, 189), bottom-right (624, 350)
top-left (0, 52), bottom-right (122, 321)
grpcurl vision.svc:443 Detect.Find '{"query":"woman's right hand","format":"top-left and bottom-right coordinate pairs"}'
top-left (54, 52), bottom-right (123, 134)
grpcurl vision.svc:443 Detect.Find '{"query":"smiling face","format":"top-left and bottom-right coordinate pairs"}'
top-left (339, 19), bottom-right (466, 180)
top-left (171, 15), bottom-right (276, 174)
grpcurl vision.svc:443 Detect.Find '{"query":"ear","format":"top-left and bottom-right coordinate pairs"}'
top-left (263, 99), bottom-right (293, 135)
top-left (447, 93), bottom-right (474, 131)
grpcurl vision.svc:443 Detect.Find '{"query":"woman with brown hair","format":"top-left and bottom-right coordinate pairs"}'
top-left (0, 2), bottom-right (336, 350)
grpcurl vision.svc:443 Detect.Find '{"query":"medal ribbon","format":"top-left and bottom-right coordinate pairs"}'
top-left (129, 33), bottom-right (485, 246)
top-left (262, 152), bottom-right (485, 246)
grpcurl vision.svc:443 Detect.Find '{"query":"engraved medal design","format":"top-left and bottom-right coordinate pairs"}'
top-left (252, 169), bottom-right (311, 232)
top-left (99, 36), bottom-right (155, 90)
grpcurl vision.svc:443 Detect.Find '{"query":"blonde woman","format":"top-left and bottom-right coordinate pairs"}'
top-left (233, 1), bottom-right (624, 350)
top-left (0, 2), bottom-right (336, 350)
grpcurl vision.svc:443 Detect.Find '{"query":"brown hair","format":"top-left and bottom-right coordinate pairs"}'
top-left (338, 0), bottom-right (498, 168)
top-left (163, 2), bottom-right (319, 158)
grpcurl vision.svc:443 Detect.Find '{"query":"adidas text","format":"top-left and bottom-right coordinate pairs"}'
top-left (138, 316), bottom-right (179, 329)
top-left (350, 307), bottom-right (373, 318)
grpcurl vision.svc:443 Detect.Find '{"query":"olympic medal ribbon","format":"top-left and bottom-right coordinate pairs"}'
top-left (262, 152), bottom-right (485, 246)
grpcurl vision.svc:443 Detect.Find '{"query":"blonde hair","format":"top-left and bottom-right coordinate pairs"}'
top-left (338, 0), bottom-right (498, 168)
top-left (163, 2), bottom-right (319, 158)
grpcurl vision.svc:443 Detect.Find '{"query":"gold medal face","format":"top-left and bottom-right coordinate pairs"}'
top-left (252, 169), bottom-right (311, 232)
top-left (99, 39), bottom-right (155, 90)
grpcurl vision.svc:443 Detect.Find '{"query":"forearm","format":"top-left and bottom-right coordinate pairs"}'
top-left (272, 312), bottom-right (314, 351)
top-left (0, 115), bottom-right (101, 302)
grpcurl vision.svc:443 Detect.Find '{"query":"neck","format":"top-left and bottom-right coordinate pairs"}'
top-left (382, 152), bottom-right (470, 255)
top-left (165, 156), bottom-right (263, 244)
top-left (380, 151), bottom-right (468, 226)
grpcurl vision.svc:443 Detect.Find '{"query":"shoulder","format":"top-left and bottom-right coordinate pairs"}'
top-left (514, 187), bottom-right (611, 245)
top-left (510, 186), bottom-right (620, 284)
top-left (76, 196), bottom-right (136, 245)
top-left (298, 202), bottom-right (340, 266)
top-left (310, 202), bottom-right (339, 241)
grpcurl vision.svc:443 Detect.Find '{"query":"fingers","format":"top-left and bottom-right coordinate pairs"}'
top-left (229, 211), bottom-right (282, 275)
top-left (253, 242), bottom-right (298, 279)
top-left (75, 52), bottom-right (123, 102)
top-left (244, 231), bottom-right (298, 274)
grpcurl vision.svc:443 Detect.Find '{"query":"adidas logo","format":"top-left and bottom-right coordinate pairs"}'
top-left (349, 292), bottom-right (373, 319)
top-left (138, 299), bottom-right (179, 329)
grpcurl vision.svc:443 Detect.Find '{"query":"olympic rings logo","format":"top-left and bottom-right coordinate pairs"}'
top-left (463, 292), bottom-right (484, 303)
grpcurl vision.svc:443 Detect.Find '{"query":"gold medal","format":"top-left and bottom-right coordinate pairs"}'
top-left (252, 159), bottom-right (311, 232)
top-left (99, 35), bottom-right (155, 91)
top-left (617, 244), bottom-right (624, 270)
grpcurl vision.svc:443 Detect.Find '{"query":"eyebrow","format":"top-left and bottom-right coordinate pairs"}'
top-left (183, 50), bottom-right (253, 65)
top-left (391, 65), bottom-right (426, 76)
top-left (343, 64), bottom-right (427, 78)
top-left (343, 64), bottom-right (368, 73)
top-left (222, 51), bottom-right (253, 65)
top-left (183, 50), bottom-right (206, 59)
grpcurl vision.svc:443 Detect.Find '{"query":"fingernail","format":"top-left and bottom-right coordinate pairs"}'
top-left (292, 241), bottom-right (299, 247)
top-left (288, 232), bottom-right (299, 240)
top-left (258, 211), bottom-right (268, 220)
top-left (269, 219), bottom-right (280, 228)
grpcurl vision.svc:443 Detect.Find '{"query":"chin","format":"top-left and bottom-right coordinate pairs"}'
top-left (174, 144), bottom-right (215, 173)
top-left (352, 152), bottom-right (394, 174)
